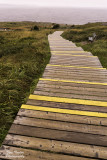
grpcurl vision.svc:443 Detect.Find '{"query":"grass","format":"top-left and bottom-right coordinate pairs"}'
top-left (62, 22), bottom-right (107, 68)
top-left (0, 22), bottom-right (56, 146)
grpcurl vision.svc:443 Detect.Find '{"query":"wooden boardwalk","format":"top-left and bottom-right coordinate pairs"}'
top-left (0, 31), bottom-right (107, 160)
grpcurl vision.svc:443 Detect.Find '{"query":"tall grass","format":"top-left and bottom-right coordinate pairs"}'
top-left (62, 22), bottom-right (107, 68)
top-left (0, 28), bottom-right (53, 146)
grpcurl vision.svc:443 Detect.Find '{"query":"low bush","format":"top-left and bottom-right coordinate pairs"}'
top-left (62, 22), bottom-right (107, 68)
top-left (52, 24), bottom-right (60, 29)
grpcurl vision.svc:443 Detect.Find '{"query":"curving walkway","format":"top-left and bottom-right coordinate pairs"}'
top-left (0, 31), bottom-right (107, 160)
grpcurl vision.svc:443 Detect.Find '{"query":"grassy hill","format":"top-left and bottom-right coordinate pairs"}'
top-left (0, 22), bottom-right (57, 146)
top-left (62, 22), bottom-right (107, 68)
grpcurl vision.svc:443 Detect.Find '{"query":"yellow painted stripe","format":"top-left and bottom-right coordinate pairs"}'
top-left (52, 51), bottom-right (87, 53)
top-left (52, 53), bottom-right (96, 57)
top-left (50, 43), bottom-right (74, 44)
top-left (21, 104), bottom-right (107, 118)
top-left (47, 64), bottom-right (106, 70)
top-left (29, 95), bottom-right (107, 107)
top-left (49, 39), bottom-right (62, 40)
top-left (40, 78), bottom-right (107, 86)
top-left (50, 46), bottom-right (77, 48)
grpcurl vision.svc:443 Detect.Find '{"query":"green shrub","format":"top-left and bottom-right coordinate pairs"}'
top-left (52, 24), bottom-right (60, 29)
top-left (33, 25), bottom-right (39, 31)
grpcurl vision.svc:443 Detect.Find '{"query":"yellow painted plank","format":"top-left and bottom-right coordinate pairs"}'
top-left (29, 95), bottom-right (107, 107)
top-left (52, 53), bottom-right (96, 57)
top-left (40, 78), bottom-right (107, 86)
top-left (52, 51), bottom-right (88, 53)
top-left (47, 64), bottom-right (106, 70)
top-left (49, 39), bottom-right (62, 40)
top-left (50, 46), bottom-right (77, 48)
top-left (21, 104), bottom-right (107, 118)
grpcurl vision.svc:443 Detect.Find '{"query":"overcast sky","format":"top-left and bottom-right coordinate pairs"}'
top-left (0, 0), bottom-right (107, 8)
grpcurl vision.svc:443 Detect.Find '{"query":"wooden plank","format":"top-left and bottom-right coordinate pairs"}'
top-left (51, 57), bottom-right (98, 60)
top-left (45, 68), bottom-right (107, 75)
top-left (49, 62), bottom-right (102, 67)
top-left (50, 45), bottom-right (78, 48)
top-left (14, 116), bottom-right (107, 135)
top-left (51, 47), bottom-right (83, 49)
top-left (36, 85), bottom-right (107, 96)
top-left (44, 69), bottom-right (107, 78)
top-left (51, 51), bottom-right (90, 53)
top-left (34, 87), bottom-right (107, 101)
top-left (9, 124), bottom-right (107, 146)
top-left (49, 63), bottom-right (102, 67)
top-left (51, 52), bottom-right (92, 56)
top-left (43, 73), bottom-right (106, 78)
top-left (49, 63), bottom-right (102, 68)
top-left (34, 90), bottom-right (107, 101)
top-left (0, 145), bottom-right (96, 160)
top-left (49, 61), bottom-right (99, 65)
top-left (18, 109), bottom-right (107, 126)
top-left (50, 58), bottom-right (98, 62)
top-left (21, 104), bottom-right (107, 118)
top-left (45, 68), bottom-right (107, 76)
top-left (50, 60), bottom-right (98, 63)
top-left (43, 74), bottom-right (106, 82)
top-left (37, 83), bottom-right (107, 93)
top-left (38, 79), bottom-right (107, 89)
top-left (40, 74), bottom-right (107, 82)
top-left (46, 65), bottom-right (107, 72)
top-left (29, 94), bottom-right (107, 107)
top-left (51, 55), bottom-right (97, 58)
top-left (4, 134), bottom-right (107, 159)
top-left (47, 64), bottom-right (106, 70)
top-left (39, 78), bottom-right (107, 86)
top-left (45, 70), bottom-right (107, 77)
top-left (42, 77), bottom-right (106, 84)
top-left (50, 59), bottom-right (101, 64)
top-left (51, 54), bottom-right (96, 58)
top-left (26, 99), bottom-right (107, 113)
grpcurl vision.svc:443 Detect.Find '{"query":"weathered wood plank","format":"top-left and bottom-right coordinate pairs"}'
top-left (14, 116), bottom-right (107, 135)
top-left (45, 68), bottom-right (107, 75)
top-left (51, 48), bottom-right (82, 50)
top-left (38, 80), bottom-right (107, 89)
top-left (34, 90), bottom-right (107, 101)
top-left (9, 124), bottom-right (107, 146)
top-left (3, 134), bottom-right (107, 159)
top-left (18, 109), bottom-right (107, 126)
top-left (37, 83), bottom-right (107, 93)
top-left (49, 62), bottom-right (102, 68)
top-left (0, 145), bottom-right (96, 160)
top-left (43, 73), bottom-right (106, 82)
top-left (35, 85), bottom-right (107, 96)
top-left (45, 69), bottom-right (107, 76)
top-left (27, 99), bottom-right (107, 113)
top-left (44, 70), bottom-right (107, 77)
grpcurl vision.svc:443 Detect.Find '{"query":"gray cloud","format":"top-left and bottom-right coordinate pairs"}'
top-left (0, 0), bottom-right (107, 8)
